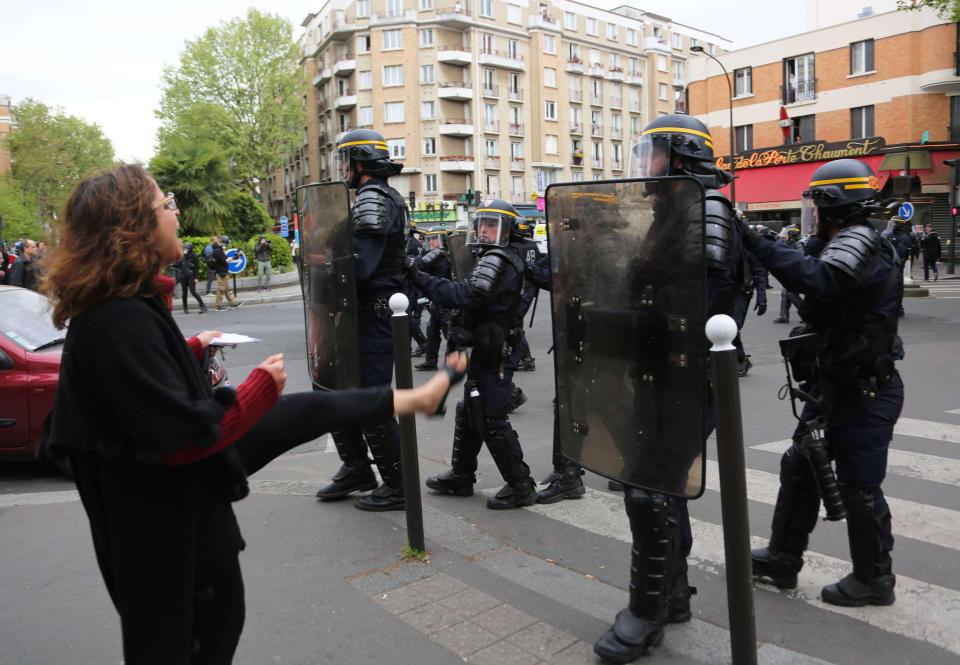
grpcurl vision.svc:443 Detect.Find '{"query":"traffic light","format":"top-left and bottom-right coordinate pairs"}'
top-left (473, 190), bottom-right (481, 206)
top-left (409, 190), bottom-right (416, 209)
top-left (952, 207), bottom-right (958, 217)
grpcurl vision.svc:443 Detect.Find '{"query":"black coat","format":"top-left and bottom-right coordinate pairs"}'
top-left (9, 256), bottom-right (39, 291)
top-left (922, 232), bottom-right (941, 261)
top-left (178, 251), bottom-right (199, 280)
top-left (210, 245), bottom-right (230, 277)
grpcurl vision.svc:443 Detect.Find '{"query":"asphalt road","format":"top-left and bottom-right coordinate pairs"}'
top-left (2, 279), bottom-right (959, 665)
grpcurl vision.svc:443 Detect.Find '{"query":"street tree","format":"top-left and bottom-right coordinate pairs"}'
top-left (2, 99), bottom-right (115, 230)
top-left (896, 0), bottom-right (960, 20)
top-left (149, 141), bottom-right (234, 235)
top-left (0, 177), bottom-right (42, 242)
top-left (156, 9), bottom-right (303, 196)
top-left (222, 190), bottom-right (272, 241)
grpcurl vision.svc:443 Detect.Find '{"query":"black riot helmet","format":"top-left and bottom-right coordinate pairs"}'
top-left (183, 242), bottom-right (194, 253)
top-left (802, 158), bottom-right (880, 228)
top-left (628, 114), bottom-right (733, 189)
top-left (336, 128), bottom-right (403, 188)
top-left (468, 199), bottom-right (522, 248)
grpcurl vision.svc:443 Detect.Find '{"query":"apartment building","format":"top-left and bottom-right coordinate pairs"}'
top-left (267, 0), bottom-right (728, 223)
top-left (0, 95), bottom-right (14, 176)
top-left (686, 8), bottom-right (960, 232)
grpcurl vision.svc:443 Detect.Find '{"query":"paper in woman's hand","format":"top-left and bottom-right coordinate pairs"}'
top-left (209, 333), bottom-right (261, 346)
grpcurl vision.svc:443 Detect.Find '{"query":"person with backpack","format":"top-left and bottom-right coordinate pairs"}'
top-left (176, 243), bottom-right (207, 314)
top-left (210, 236), bottom-right (241, 310)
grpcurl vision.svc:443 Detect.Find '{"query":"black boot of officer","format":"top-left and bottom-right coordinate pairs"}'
top-left (537, 400), bottom-right (585, 504)
top-left (426, 400), bottom-right (481, 496)
top-left (316, 431), bottom-right (378, 500)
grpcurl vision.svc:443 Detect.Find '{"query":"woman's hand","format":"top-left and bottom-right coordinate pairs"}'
top-left (195, 330), bottom-right (224, 349)
top-left (258, 353), bottom-right (287, 394)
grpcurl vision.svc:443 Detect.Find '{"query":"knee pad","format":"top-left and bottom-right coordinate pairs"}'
top-left (624, 488), bottom-right (673, 524)
top-left (780, 443), bottom-right (814, 486)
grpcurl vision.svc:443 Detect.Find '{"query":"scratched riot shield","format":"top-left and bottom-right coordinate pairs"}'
top-left (296, 182), bottom-right (361, 391)
top-left (446, 231), bottom-right (476, 280)
top-left (546, 177), bottom-right (707, 498)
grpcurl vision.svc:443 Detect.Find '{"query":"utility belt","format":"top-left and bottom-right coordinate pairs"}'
top-left (449, 321), bottom-right (521, 367)
top-left (782, 329), bottom-right (897, 401)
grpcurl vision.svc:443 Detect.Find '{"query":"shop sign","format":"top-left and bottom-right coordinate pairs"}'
top-left (716, 137), bottom-right (886, 171)
top-left (746, 200), bottom-right (802, 211)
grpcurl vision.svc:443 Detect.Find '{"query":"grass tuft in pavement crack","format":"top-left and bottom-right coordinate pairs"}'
top-left (401, 544), bottom-right (430, 561)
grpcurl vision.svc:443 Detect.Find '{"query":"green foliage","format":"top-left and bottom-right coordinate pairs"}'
top-left (3, 99), bottom-right (115, 230)
top-left (0, 176), bottom-right (42, 242)
top-left (243, 233), bottom-right (292, 272)
top-left (149, 141), bottom-right (234, 235)
top-left (401, 545), bottom-right (430, 561)
top-left (223, 190), bottom-right (272, 241)
top-left (156, 9), bottom-right (304, 195)
top-left (896, 0), bottom-right (960, 20)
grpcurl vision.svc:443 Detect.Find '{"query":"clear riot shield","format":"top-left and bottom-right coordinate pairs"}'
top-left (546, 177), bottom-right (708, 498)
top-left (446, 231), bottom-right (476, 280)
top-left (296, 182), bottom-right (361, 391)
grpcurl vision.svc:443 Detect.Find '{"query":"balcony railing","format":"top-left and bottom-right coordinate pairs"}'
top-left (570, 122), bottom-right (583, 134)
top-left (370, 9), bottom-right (416, 25)
top-left (591, 124), bottom-right (603, 136)
top-left (484, 120), bottom-right (500, 132)
top-left (566, 58), bottom-right (583, 74)
top-left (591, 157), bottom-right (603, 168)
top-left (610, 127), bottom-right (622, 139)
top-left (611, 160), bottom-right (623, 170)
top-left (508, 89), bottom-right (523, 101)
top-left (510, 158), bottom-right (525, 170)
top-left (628, 100), bottom-right (641, 112)
top-left (511, 191), bottom-right (527, 203)
top-left (591, 95), bottom-right (603, 106)
top-left (485, 156), bottom-right (500, 169)
top-left (673, 77), bottom-right (685, 87)
top-left (569, 88), bottom-right (583, 101)
top-left (781, 79), bottom-right (817, 104)
top-left (509, 123), bottom-right (523, 135)
top-left (610, 96), bottom-right (622, 108)
top-left (625, 73), bottom-right (643, 86)
top-left (482, 84), bottom-right (499, 98)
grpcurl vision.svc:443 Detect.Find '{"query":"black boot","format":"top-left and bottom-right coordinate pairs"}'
top-left (426, 403), bottom-right (480, 497)
top-left (608, 479), bottom-right (624, 492)
top-left (425, 468), bottom-right (475, 496)
top-left (411, 344), bottom-right (427, 358)
top-left (594, 490), bottom-right (674, 662)
top-left (484, 421), bottom-right (537, 510)
top-left (415, 356), bottom-right (438, 371)
top-left (666, 557), bottom-right (697, 623)
top-left (752, 448), bottom-right (811, 589)
top-left (183, 305), bottom-right (190, 314)
top-left (487, 478), bottom-right (537, 509)
top-left (316, 461), bottom-right (377, 500)
top-left (516, 356), bottom-right (536, 371)
top-left (536, 464), bottom-right (585, 504)
top-left (505, 385), bottom-right (527, 414)
top-left (737, 356), bottom-right (753, 377)
top-left (821, 486), bottom-right (895, 606)
top-left (355, 421), bottom-right (405, 512)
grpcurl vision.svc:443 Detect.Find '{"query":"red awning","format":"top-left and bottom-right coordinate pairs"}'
top-left (721, 155), bottom-right (889, 205)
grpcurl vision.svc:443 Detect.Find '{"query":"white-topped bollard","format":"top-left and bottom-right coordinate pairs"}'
top-left (706, 314), bottom-right (758, 665)
top-left (389, 291), bottom-right (425, 552)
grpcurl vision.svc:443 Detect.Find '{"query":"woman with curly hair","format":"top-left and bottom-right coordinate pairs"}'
top-left (44, 164), bottom-right (464, 665)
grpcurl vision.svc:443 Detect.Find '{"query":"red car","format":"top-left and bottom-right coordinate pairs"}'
top-left (0, 285), bottom-right (64, 460)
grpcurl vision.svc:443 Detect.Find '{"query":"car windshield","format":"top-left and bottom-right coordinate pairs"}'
top-left (0, 288), bottom-right (64, 352)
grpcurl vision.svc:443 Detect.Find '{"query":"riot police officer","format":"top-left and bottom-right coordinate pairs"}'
top-left (731, 218), bottom-right (769, 376)
top-left (513, 217), bottom-right (541, 372)
top-left (408, 200), bottom-right (538, 509)
top-left (593, 114), bottom-right (742, 663)
top-left (315, 128), bottom-right (407, 511)
top-left (741, 158), bottom-right (904, 607)
top-left (414, 232), bottom-right (453, 371)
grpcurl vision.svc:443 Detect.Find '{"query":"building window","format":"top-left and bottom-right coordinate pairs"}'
top-left (657, 55), bottom-right (667, 72)
top-left (544, 67), bottom-right (557, 87)
top-left (420, 0), bottom-right (433, 9)
top-left (792, 114), bottom-right (815, 144)
top-left (851, 105), bottom-right (875, 138)
top-left (587, 18), bottom-right (598, 36)
top-left (512, 176), bottom-right (524, 198)
top-left (626, 28), bottom-right (637, 46)
top-left (629, 57), bottom-right (640, 76)
top-left (511, 141), bottom-right (523, 159)
top-left (653, 26), bottom-right (662, 40)
top-left (658, 83), bottom-right (668, 100)
top-left (486, 174), bottom-right (498, 195)
top-left (734, 67), bottom-right (752, 96)
top-left (545, 134), bottom-right (558, 154)
top-left (783, 53), bottom-right (815, 103)
top-left (356, 34), bottom-right (371, 53)
top-left (544, 34), bottom-right (556, 53)
top-left (358, 70), bottom-right (372, 90)
top-left (690, 38), bottom-right (699, 49)
top-left (421, 64), bottom-right (435, 83)
top-left (673, 61), bottom-right (684, 83)
top-left (383, 65), bottom-right (404, 86)
top-left (356, 0), bottom-right (370, 17)
top-left (564, 11), bottom-right (576, 30)
top-left (479, 0), bottom-right (493, 17)
top-left (610, 53), bottom-right (620, 69)
top-left (672, 33), bottom-right (683, 49)
top-left (507, 5), bottom-right (522, 24)
top-left (850, 39), bottom-right (875, 75)
top-left (423, 137), bottom-right (436, 155)
top-left (359, 106), bottom-right (373, 126)
top-left (387, 139), bottom-right (405, 158)
top-left (735, 125), bottom-right (753, 152)
top-left (568, 43), bottom-right (580, 61)
top-left (386, 0), bottom-right (403, 15)
top-left (384, 101), bottom-right (405, 123)
top-left (480, 32), bottom-right (494, 54)
top-left (419, 28), bottom-right (434, 47)
top-left (607, 23), bottom-right (618, 40)
top-left (511, 106), bottom-right (521, 125)
top-left (485, 139), bottom-right (498, 156)
top-left (507, 39), bottom-right (519, 59)
top-left (424, 174), bottom-right (437, 192)
top-left (545, 100), bottom-right (557, 120)
top-left (421, 100), bottom-right (436, 119)
top-left (383, 29), bottom-right (402, 50)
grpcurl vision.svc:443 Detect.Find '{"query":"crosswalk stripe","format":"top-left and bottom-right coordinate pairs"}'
top-left (519, 488), bottom-right (960, 657)
top-left (751, 439), bottom-right (960, 487)
top-left (895, 418), bottom-right (960, 444)
top-left (703, 459), bottom-right (960, 551)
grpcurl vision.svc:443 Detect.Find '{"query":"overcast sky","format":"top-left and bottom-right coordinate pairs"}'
top-left (1, 1), bottom-right (795, 163)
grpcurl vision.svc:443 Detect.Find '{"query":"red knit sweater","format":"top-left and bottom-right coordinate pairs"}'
top-left (155, 275), bottom-right (279, 465)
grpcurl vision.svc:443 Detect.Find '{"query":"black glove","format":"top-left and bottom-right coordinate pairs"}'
top-left (754, 299), bottom-right (767, 316)
top-left (737, 217), bottom-right (763, 251)
top-left (403, 256), bottom-right (419, 279)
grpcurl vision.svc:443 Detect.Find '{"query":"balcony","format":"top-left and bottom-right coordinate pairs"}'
top-left (479, 49), bottom-right (525, 71)
top-left (569, 88), bottom-right (583, 102)
top-left (483, 120), bottom-right (500, 132)
top-left (482, 84), bottom-right (499, 98)
top-left (510, 191), bottom-right (527, 203)
top-left (438, 82), bottom-right (474, 101)
top-left (588, 64), bottom-right (605, 78)
top-left (673, 77), bottom-right (685, 88)
top-left (608, 67), bottom-right (624, 82)
top-left (610, 127), bottom-right (622, 139)
top-left (643, 36), bottom-right (671, 54)
top-left (508, 88), bottom-right (523, 101)
top-left (510, 158), bottom-right (525, 171)
top-left (333, 57), bottom-right (356, 76)
top-left (313, 68), bottom-right (332, 86)
top-left (625, 73), bottom-right (643, 86)
top-left (509, 123), bottom-right (524, 136)
top-left (918, 63), bottom-right (960, 93)
top-left (571, 155), bottom-right (584, 167)
top-left (628, 100), bottom-right (641, 112)
top-left (591, 124), bottom-right (603, 136)
top-left (486, 190), bottom-right (501, 199)
top-left (437, 47), bottom-right (472, 66)
top-left (566, 58), bottom-right (583, 74)
top-left (485, 156), bottom-right (501, 169)
top-left (434, 4), bottom-right (474, 28)
top-left (592, 158), bottom-right (603, 168)
top-left (781, 79), bottom-right (817, 105)
top-left (317, 99), bottom-right (329, 114)
top-left (610, 96), bottom-right (622, 108)
top-left (570, 122), bottom-right (583, 134)
top-left (611, 160), bottom-right (623, 171)
top-left (330, 19), bottom-right (355, 41)
top-left (334, 92), bottom-right (357, 109)
top-left (439, 119), bottom-right (474, 136)
top-left (590, 95), bottom-right (603, 106)
top-left (528, 14), bottom-right (560, 31)
top-left (439, 155), bottom-right (475, 172)
top-left (370, 9), bottom-right (416, 26)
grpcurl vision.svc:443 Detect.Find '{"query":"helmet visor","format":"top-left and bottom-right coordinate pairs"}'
top-left (425, 234), bottom-right (444, 250)
top-left (800, 193), bottom-right (817, 237)
top-left (467, 212), bottom-right (509, 247)
top-left (627, 134), bottom-right (671, 179)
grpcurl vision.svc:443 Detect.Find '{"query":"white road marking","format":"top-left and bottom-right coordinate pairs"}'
top-left (0, 490), bottom-right (79, 508)
top-left (895, 418), bottom-right (960, 445)
top-left (324, 434), bottom-right (336, 453)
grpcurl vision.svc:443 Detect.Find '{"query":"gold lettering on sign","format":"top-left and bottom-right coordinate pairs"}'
top-left (715, 137), bottom-right (885, 171)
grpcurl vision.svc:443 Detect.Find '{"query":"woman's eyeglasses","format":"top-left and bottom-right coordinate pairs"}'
top-left (157, 193), bottom-right (178, 211)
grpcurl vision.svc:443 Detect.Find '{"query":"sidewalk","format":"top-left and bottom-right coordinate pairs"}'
top-left (175, 267), bottom-right (304, 308)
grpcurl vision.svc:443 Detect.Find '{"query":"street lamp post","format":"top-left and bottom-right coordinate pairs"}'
top-left (691, 46), bottom-right (736, 207)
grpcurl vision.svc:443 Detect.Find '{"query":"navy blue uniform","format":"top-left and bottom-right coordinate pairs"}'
top-left (416, 248), bottom-right (453, 363)
top-left (732, 250), bottom-right (768, 366)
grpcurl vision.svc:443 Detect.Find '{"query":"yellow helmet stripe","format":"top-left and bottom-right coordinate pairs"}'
top-left (844, 183), bottom-right (876, 189)
top-left (338, 139), bottom-right (389, 149)
top-left (641, 126), bottom-right (714, 148)
top-left (808, 176), bottom-right (871, 187)
top-left (477, 207), bottom-right (519, 218)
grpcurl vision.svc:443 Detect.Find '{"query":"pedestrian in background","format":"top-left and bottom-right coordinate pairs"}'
top-left (9, 238), bottom-right (40, 291)
top-left (204, 236), bottom-right (217, 294)
top-left (211, 236), bottom-right (241, 310)
top-left (176, 242), bottom-right (207, 314)
top-left (921, 224), bottom-right (941, 281)
top-left (254, 235), bottom-right (272, 291)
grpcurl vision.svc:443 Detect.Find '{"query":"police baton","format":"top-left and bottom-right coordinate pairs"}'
top-left (706, 314), bottom-right (758, 665)
top-left (389, 293), bottom-right (426, 553)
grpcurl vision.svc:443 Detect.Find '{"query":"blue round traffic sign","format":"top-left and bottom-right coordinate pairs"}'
top-left (225, 248), bottom-right (247, 274)
top-left (898, 202), bottom-right (914, 221)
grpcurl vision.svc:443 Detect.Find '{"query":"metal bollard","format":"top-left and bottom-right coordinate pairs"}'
top-left (706, 314), bottom-right (758, 665)
top-left (389, 293), bottom-right (426, 552)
